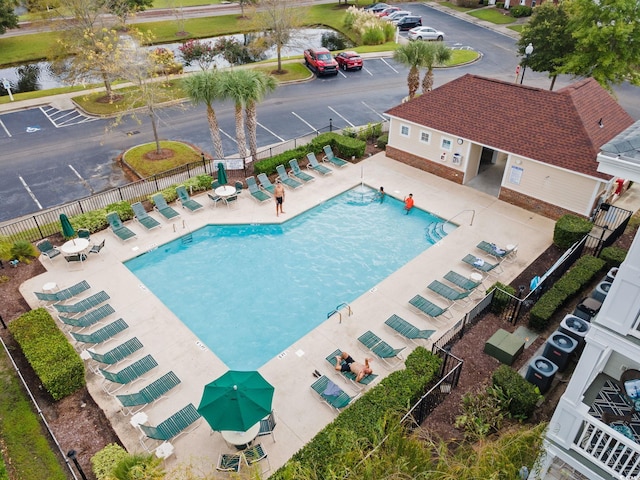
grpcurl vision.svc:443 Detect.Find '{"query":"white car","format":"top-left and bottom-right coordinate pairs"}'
top-left (386, 10), bottom-right (412, 22)
top-left (408, 26), bottom-right (445, 41)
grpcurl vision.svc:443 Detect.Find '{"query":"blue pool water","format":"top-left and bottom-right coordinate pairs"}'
top-left (125, 186), bottom-right (453, 370)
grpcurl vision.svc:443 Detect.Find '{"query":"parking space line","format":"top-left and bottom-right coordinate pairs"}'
top-left (380, 58), bottom-right (399, 73)
top-left (220, 128), bottom-right (237, 144)
top-left (362, 67), bottom-right (373, 76)
top-left (69, 165), bottom-right (96, 194)
top-left (361, 101), bottom-right (387, 121)
top-left (291, 112), bottom-right (316, 131)
top-left (0, 118), bottom-right (11, 137)
top-left (257, 122), bottom-right (284, 142)
top-left (19, 176), bottom-right (43, 209)
top-left (39, 106), bottom-right (59, 128)
top-left (328, 107), bottom-right (355, 128)
top-left (338, 70), bottom-right (346, 78)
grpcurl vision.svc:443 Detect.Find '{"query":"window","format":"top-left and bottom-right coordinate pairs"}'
top-left (419, 131), bottom-right (431, 144)
top-left (400, 125), bottom-right (410, 137)
top-left (441, 138), bottom-right (452, 151)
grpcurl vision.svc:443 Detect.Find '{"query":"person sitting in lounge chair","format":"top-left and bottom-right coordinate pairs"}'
top-left (334, 352), bottom-right (373, 382)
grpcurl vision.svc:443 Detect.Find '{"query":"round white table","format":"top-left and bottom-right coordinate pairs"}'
top-left (220, 421), bottom-right (261, 450)
top-left (60, 238), bottom-right (89, 255)
top-left (43, 282), bottom-right (58, 293)
top-left (215, 185), bottom-right (237, 198)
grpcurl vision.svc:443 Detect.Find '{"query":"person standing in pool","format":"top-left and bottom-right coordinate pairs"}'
top-left (376, 186), bottom-right (385, 202)
top-left (275, 180), bottom-right (285, 216)
top-left (404, 193), bottom-right (414, 214)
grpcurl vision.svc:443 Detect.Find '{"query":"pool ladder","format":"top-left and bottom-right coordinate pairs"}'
top-left (327, 303), bottom-right (352, 324)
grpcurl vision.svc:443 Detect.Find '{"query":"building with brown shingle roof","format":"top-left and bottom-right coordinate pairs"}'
top-left (384, 74), bottom-right (634, 219)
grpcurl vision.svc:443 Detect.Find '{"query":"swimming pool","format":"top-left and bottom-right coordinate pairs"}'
top-left (125, 186), bottom-right (453, 370)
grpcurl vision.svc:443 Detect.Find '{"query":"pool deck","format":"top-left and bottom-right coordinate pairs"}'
top-left (22, 153), bottom-right (566, 474)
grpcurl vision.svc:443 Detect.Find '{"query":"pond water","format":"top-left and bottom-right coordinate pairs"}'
top-left (0, 28), bottom-right (334, 94)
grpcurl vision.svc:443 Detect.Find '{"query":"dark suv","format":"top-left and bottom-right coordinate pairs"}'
top-left (396, 16), bottom-right (422, 31)
top-left (304, 48), bottom-right (339, 76)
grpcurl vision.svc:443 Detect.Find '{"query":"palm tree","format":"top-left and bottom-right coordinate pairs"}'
top-left (420, 42), bottom-right (452, 93)
top-left (182, 71), bottom-right (225, 160)
top-left (217, 69), bottom-right (253, 163)
top-left (244, 71), bottom-right (277, 164)
top-left (393, 41), bottom-right (428, 100)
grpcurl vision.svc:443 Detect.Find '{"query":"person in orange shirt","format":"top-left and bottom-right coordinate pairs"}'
top-left (404, 193), bottom-right (414, 214)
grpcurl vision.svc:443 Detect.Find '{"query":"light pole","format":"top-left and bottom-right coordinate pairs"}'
top-left (520, 43), bottom-right (534, 85)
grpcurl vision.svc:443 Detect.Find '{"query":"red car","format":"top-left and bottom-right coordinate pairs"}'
top-left (334, 51), bottom-right (363, 71)
top-left (376, 6), bottom-right (400, 17)
top-left (304, 48), bottom-right (339, 76)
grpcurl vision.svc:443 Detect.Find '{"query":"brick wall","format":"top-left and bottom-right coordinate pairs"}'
top-left (386, 146), bottom-right (463, 184)
top-left (499, 187), bottom-right (584, 220)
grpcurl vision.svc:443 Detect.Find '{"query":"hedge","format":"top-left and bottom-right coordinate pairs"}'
top-left (528, 255), bottom-right (606, 331)
top-left (8, 308), bottom-right (85, 400)
top-left (271, 347), bottom-right (441, 479)
top-left (553, 214), bottom-right (593, 248)
top-left (492, 365), bottom-right (540, 419)
top-left (600, 246), bottom-right (627, 267)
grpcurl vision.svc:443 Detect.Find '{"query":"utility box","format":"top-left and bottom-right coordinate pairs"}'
top-left (573, 297), bottom-right (602, 322)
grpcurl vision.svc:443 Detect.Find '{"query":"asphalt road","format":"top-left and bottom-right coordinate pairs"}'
top-left (1, 4), bottom-right (638, 223)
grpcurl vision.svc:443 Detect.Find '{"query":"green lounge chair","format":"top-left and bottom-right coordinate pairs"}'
top-left (53, 291), bottom-right (110, 314)
top-left (116, 371), bottom-right (181, 415)
top-left (175, 186), bottom-right (203, 212)
top-left (106, 212), bottom-right (137, 242)
top-left (476, 240), bottom-right (516, 260)
top-left (326, 348), bottom-right (378, 388)
top-left (58, 303), bottom-right (115, 329)
top-left (289, 159), bottom-right (315, 183)
top-left (323, 145), bottom-right (349, 168)
top-left (384, 314), bottom-right (435, 345)
top-left (306, 152), bottom-right (333, 176)
top-left (35, 280), bottom-right (91, 305)
top-left (71, 318), bottom-right (128, 345)
top-left (246, 176), bottom-right (271, 203)
top-left (357, 330), bottom-right (406, 367)
top-left (87, 337), bottom-right (144, 366)
top-left (257, 173), bottom-right (276, 194)
top-left (427, 280), bottom-right (472, 307)
top-left (462, 254), bottom-right (501, 276)
top-left (138, 403), bottom-right (201, 449)
top-left (131, 202), bottom-right (161, 230)
top-left (310, 375), bottom-right (356, 412)
top-left (217, 452), bottom-right (242, 472)
top-left (443, 271), bottom-right (481, 291)
top-left (36, 240), bottom-right (61, 261)
top-left (152, 194), bottom-right (180, 220)
top-left (275, 164), bottom-right (303, 189)
top-left (409, 294), bottom-right (451, 320)
top-left (34, 291), bottom-right (61, 305)
top-left (99, 354), bottom-right (158, 394)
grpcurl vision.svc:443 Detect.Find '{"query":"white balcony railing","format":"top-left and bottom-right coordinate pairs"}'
top-left (573, 416), bottom-right (640, 478)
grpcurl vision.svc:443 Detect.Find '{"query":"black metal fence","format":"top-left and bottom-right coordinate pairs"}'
top-left (585, 203), bottom-right (632, 257)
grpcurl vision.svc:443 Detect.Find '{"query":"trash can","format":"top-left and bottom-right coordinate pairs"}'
top-left (559, 314), bottom-right (590, 352)
top-left (542, 330), bottom-right (578, 372)
top-left (606, 267), bottom-right (619, 283)
top-left (573, 297), bottom-right (603, 322)
top-left (525, 356), bottom-right (559, 393)
top-left (591, 281), bottom-right (612, 303)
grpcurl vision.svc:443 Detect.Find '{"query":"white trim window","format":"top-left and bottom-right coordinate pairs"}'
top-left (400, 125), bottom-right (410, 137)
top-left (419, 130), bottom-right (431, 144)
top-left (441, 138), bottom-right (452, 151)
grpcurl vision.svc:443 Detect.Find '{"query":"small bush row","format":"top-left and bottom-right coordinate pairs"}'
top-left (271, 347), bottom-right (441, 479)
top-left (553, 214), bottom-right (593, 249)
top-left (8, 308), bottom-right (85, 400)
top-left (528, 255), bottom-right (606, 331)
top-left (600, 245), bottom-right (627, 267)
top-left (510, 5), bottom-right (532, 17)
top-left (492, 365), bottom-right (541, 419)
top-left (91, 444), bottom-right (164, 480)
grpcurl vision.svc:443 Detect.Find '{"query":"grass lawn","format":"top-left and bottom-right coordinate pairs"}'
top-left (468, 7), bottom-right (516, 24)
top-left (123, 141), bottom-right (204, 176)
top-left (439, 1), bottom-right (480, 12)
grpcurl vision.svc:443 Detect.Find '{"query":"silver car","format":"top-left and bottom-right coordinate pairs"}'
top-left (408, 26), bottom-right (445, 41)
top-left (386, 10), bottom-right (412, 23)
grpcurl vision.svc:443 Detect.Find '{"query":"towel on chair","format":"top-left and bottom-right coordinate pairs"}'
top-left (324, 380), bottom-right (342, 397)
top-left (473, 258), bottom-right (485, 267)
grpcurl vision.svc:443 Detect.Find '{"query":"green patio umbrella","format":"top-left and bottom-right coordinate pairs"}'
top-left (198, 370), bottom-right (274, 432)
top-left (217, 162), bottom-right (228, 185)
top-left (60, 213), bottom-right (76, 241)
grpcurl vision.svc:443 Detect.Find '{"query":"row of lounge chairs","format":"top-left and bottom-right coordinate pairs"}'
top-left (37, 279), bottom-right (196, 456)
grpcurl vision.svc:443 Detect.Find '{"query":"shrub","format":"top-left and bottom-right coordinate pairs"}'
top-left (362, 26), bottom-right (386, 45)
top-left (496, 2), bottom-right (505, 8)
top-left (70, 210), bottom-right (110, 233)
top-left (553, 214), bottom-right (593, 248)
top-left (488, 282), bottom-right (516, 314)
top-left (8, 308), bottom-right (85, 400)
top-left (510, 5), bottom-right (532, 17)
top-left (91, 444), bottom-right (128, 480)
top-left (455, 386), bottom-right (505, 440)
top-left (112, 453), bottom-right (164, 480)
top-left (105, 201), bottom-right (134, 222)
top-left (184, 174), bottom-right (213, 192)
top-left (600, 245), bottom-right (627, 267)
top-left (377, 133), bottom-right (388, 149)
top-left (356, 122), bottom-right (383, 143)
top-left (492, 365), bottom-right (540, 419)
top-left (321, 32), bottom-right (349, 51)
top-left (10, 240), bottom-right (38, 263)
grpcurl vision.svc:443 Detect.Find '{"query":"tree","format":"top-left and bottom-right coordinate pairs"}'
top-left (562, 0), bottom-right (640, 90)
top-left (393, 41), bottom-right (431, 100)
top-left (179, 39), bottom-right (217, 71)
top-left (420, 42), bottom-right (452, 93)
top-left (0, 0), bottom-right (19, 35)
top-left (517, 2), bottom-right (575, 91)
top-left (244, 70), bottom-right (277, 164)
top-left (251, 0), bottom-right (305, 74)
top-left (237, 0), bottom-right (257, 18)
top-left (106, 0), bottom-right (154, 27)
top-left (182, 70), bottom-right (226, 160)
top-left (217, 69), bottom-right (251, 161)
